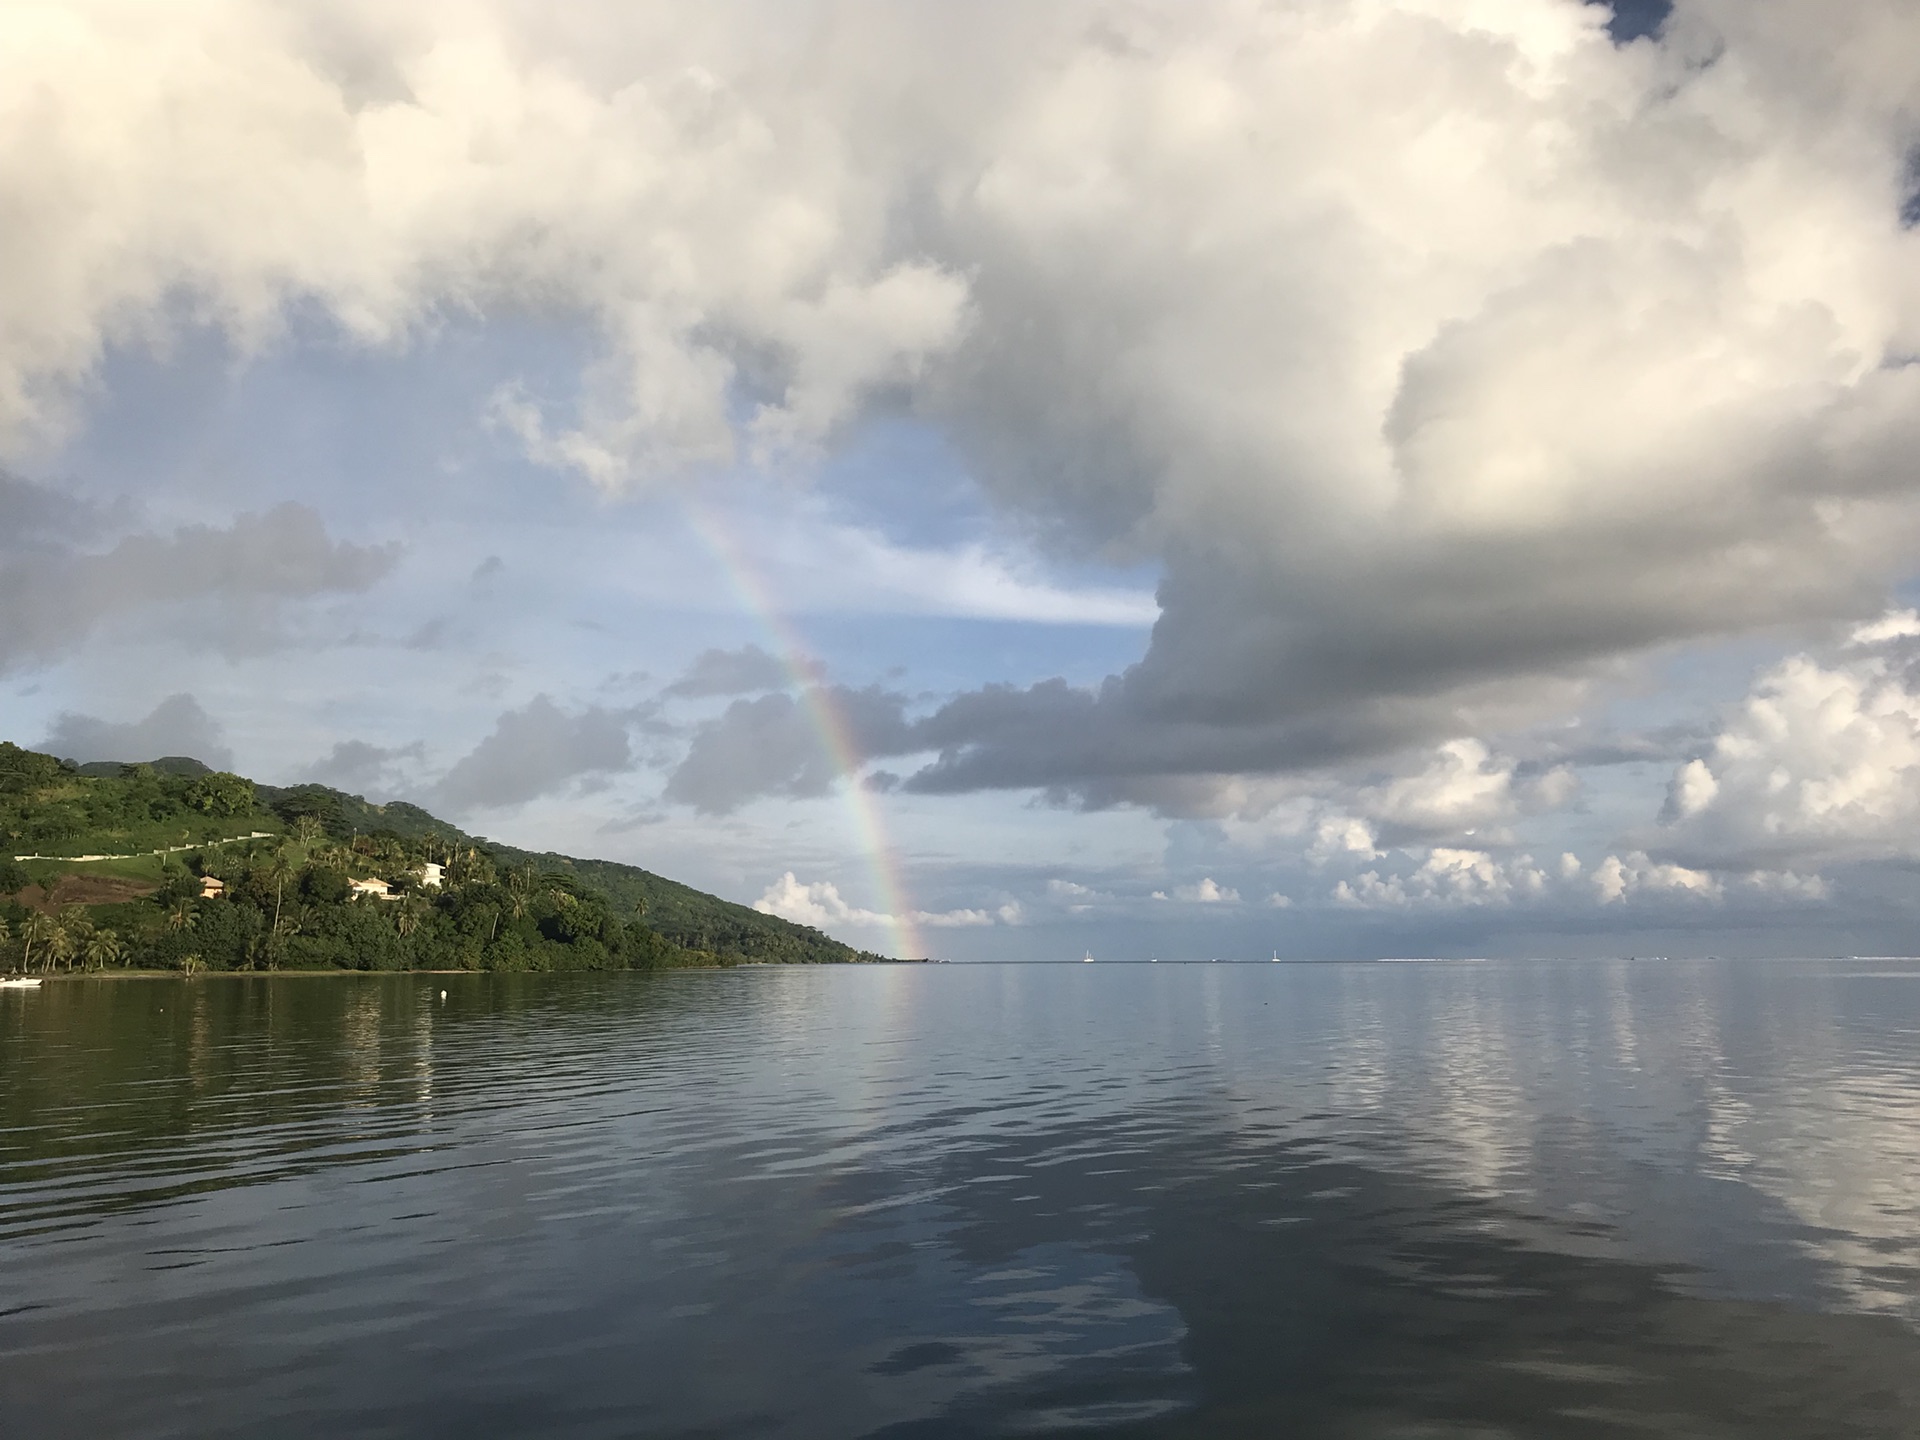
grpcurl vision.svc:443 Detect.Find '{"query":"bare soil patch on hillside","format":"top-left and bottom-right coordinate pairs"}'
top-left (18, 875), bottom-right (160, 911)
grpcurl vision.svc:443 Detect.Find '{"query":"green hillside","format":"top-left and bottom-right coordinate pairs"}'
top-left (0, 741), bottom-right (890, 974)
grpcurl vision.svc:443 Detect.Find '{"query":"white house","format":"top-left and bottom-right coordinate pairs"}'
top-left (349, 876), bottom-right (395, 900)
top-left (199, 875), bottom-right (226, 899)
top-left (419, 862), bottom-right (444, 889)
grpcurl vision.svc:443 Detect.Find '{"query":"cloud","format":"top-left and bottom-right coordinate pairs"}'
top-left (1336, 849), bottom-right (1554, 909)
top-left (432, 695), bottom-right (636, 811)
top-left (1658, 622), bottom-right (1920, 866)
top-left (42, 693), bottom-right (233, 768)
top-left (1162, 877), bottom-right (1239, 904)
top-left (302, 739), bottom-right (429, 798)
top-left (1361, 740), bottom-right (1576, 841)
top-left (1591, 851), bottom-right (1719, 904)
top-left (740, 519), bottom-right (1160, 625)
top-left (0, 484), bottom-right (398, 672)
top-left (664, 644), bottom-right (789, 698)
top-left (663, 685), bottom-right (912, 813)
top-left (8, 2), bottom-right (1920, 805)
top-left (1287, 739), bottom-right (1579, 854)
top-left (751, 872), bottom-right (1018, 932)
top-left (1848, 609), bottom-right (1920, 647)
top-left (1328, 844), bottom-right (1725, 911)
top-left (1310, 814), bottom-right (1383, 864)
top-left (0, 468), bottom-right (115, 550)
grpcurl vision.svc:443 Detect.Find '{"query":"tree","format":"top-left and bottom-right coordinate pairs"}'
top-left (448, 846), bottom-right (496, 889)
top-left (507, 866), bottom-right (533, 921)
top-left (50, 909), bottom-right (90, 973)
top-left (83, 929), bottom-right (124, 972)
top-left (185, 772), bottom-right (255, 817)
top-left (179, 951), bottom-right (203, 977)
top-left (244, 930), bottom-right (275, 972)
top-left (19, 913), bottom-right (52, 972)
top-left (259, 853), bottom-right (293, 939)
top-left (168, 897), bottom-right (198, 935)
top-left (271, 784), bottom-right (341, 831)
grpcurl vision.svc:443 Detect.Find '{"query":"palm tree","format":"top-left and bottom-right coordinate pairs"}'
top-left (168, 897), bottom-right (197, 935)
top-left (293, 814), bottom-right (324, 847)
top-left (258, 854), bottom-right (293, 939)
top-left (50, 910), bottom-right (89, 973)
top-left (83, 930), bottom-right (125, 972)
top-left (179, 951), bottom-right (203, 977)
top-left (507, 867), bottom-right (532, 922)
top-left (395, 897), bottom-right (425, 937)
top-left (19, 913), bottom-right (53, 973)
top-left (243, 930), bottom-right (274, 973)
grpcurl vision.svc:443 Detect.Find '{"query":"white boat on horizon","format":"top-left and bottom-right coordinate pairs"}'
top-left (1083, 951), bottom-right (1095, 963)
top-left (1, 977), bottom-right (44, 989)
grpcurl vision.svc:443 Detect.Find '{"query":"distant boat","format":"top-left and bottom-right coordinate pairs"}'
top-left (1, 977), bottom-right (43, 989)
top-left (1083, 951), bottom-right (1095, 963)
top-left (1272, 951), bottom-right (1281, 962)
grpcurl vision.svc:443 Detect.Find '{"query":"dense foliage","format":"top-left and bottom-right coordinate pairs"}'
top-left (0, 742), bottom-right (885, 973)
top-left (1, 743), bottom-right (261, 854)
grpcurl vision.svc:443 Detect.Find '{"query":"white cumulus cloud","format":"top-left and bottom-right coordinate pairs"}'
top-left (11, 0), bottom-right (1920, 810)
top-left (1661, 627), bottom-right (1920, 864)
top-left (752, 872), bottom-right (1018, 932)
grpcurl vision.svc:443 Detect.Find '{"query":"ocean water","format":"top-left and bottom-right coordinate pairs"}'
top-left (2, 959), bottom-right (1918, 1438)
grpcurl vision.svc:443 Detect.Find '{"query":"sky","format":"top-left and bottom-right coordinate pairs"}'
top-left (5, 0), bottom-right (1920, 959)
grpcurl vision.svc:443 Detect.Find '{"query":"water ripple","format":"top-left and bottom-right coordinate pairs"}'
top-left (3, 963), bottom-right (1919, 1437)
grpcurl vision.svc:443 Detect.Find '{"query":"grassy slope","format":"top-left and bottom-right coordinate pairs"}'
top-left (3, 746), bottom-right (887, 966)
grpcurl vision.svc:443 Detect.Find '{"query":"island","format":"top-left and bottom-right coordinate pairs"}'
top-left (0, 741), bottom-right (899, 974)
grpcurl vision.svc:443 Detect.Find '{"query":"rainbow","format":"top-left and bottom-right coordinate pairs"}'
top-left (682, 502), bottom-right (928, 960)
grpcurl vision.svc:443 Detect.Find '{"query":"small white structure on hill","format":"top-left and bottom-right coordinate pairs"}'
top-left (199, 876), bottom-right (225, 899)
top-left (349, 876), bottom-right (395, 900)
top-left (419, 862), bottom-right (444, 889)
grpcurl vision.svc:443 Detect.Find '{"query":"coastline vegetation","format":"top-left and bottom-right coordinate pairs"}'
top-left (1, 741), bottom-right (889, 975)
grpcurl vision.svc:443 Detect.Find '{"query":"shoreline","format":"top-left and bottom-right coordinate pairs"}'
top-left (3, 960), bottom-right (921, 982)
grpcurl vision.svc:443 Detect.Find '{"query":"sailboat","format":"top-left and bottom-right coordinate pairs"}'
top-left (1272, 950), bottom-right (1281, 962)
top-left (1083, 950), bottom-right (1095, 963)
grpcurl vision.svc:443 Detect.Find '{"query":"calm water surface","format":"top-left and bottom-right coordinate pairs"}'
top-left (3, 959), bottom-right (1919, 1437)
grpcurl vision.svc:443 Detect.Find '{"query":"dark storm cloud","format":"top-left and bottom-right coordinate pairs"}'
top-left (432, 696), bottom-right (639, 812)
top-left (42, 693), bottom-right (233, 768)
top-left (0, 481), bottom-right (399, 673)
top-left (884, 473), bottom-right (1903, 804)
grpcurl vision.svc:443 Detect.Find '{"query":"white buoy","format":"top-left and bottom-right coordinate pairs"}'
top-left (440, 990), bottom-right (447, 1000)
